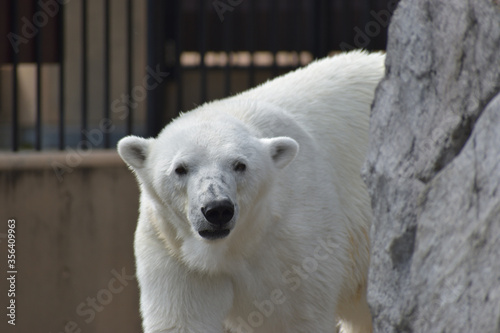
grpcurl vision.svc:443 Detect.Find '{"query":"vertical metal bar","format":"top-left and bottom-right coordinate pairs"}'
top-left (175, 0), bottom-right (183, 114)
top-left (314, 0), bottom-right (327, 59)
top-left (199, 0), bottom-right (207, 103)
top-left (314, 0), bottom-right (320, 58)
top-left (313, 0), bottom-right (319, 58)
top-left (223, 12), bottom-right (232, 96)
top-left (35, 0), bottom-right (42, 150)
top-left (324, 0), bottom-right (330, 54)
top-left (104, 0), bottom-right (110, 148)
top-left (294, 0), bottom-right (301, 67)
top-left (341, 0), bottom-right (354, 49)
top-left (11, 0), bottom-right (19, 151)
top-left (247, 0), bottom-right (255, 88)
top-left (81, 0), bottom-right (88, 148)
top-left (147, 0), bottom-right (168, 137)
top-left (270, 0), bottom-right (278, 78)
top-left (58, 1), bottom-right (65, 150)
top-left (365, 0), bottom-right (373, 24)
top-left (126, 0), bottom-right (133, 135)
top-left (364, 0), bottom-right (373, 50)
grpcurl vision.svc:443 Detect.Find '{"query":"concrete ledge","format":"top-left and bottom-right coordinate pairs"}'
top-left (0, 150), bottom-right (126, 170)
top-left (0, 149), bottom-right (141, 332)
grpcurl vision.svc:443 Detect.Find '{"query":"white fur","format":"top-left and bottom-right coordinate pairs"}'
top-left (118, 50), bottom-right (385, 333)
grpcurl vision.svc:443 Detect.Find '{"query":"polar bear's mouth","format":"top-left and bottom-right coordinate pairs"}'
top-left (199, 229), bottom-right (231, 240)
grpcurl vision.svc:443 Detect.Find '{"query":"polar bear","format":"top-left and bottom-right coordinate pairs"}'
top-left (118, 50), bottom-right (385, 333)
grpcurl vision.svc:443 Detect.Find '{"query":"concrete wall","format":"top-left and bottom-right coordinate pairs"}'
top-left (0, 151), bottom-right (142, 333)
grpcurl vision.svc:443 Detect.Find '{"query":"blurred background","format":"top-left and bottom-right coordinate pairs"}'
top-left (0, 0), bottom-right (396, 332)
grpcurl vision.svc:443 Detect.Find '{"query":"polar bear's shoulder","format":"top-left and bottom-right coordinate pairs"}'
top-left (235, 50), bottom-right (385, 106)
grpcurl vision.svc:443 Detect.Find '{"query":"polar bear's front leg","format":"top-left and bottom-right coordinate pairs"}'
top-left (136, 242), bottom-right (233, 333)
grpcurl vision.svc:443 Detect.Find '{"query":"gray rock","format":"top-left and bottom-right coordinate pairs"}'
top-left (362, 0), bottom-right (500, 332)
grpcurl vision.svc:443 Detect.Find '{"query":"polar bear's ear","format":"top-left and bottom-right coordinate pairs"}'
top-left (117, 136), bottom-right (152, 169)
top-left (261, 137), bottom-right (299, 169)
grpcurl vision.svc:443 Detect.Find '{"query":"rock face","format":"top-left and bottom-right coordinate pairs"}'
top-left (362, 0), bottom-right (500, 332)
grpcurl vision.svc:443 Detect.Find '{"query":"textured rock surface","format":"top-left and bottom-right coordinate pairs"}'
top-left (362, 0), bottom-right (500, 332)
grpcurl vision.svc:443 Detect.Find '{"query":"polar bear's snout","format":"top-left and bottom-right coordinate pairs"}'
top-left (192, 174), bottom-right (238, 240)
top-left (198, 199), bottom-right (235, 240)
top-left (201, 199), bottom-right (235, 226)
top-left (196, 199), bottom-right (235, 240)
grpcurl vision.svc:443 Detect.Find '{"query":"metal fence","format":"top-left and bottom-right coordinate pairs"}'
top-left (0, 0), bottom-right (397, 152)
top-left (1, 0), bottom-right (138, 151)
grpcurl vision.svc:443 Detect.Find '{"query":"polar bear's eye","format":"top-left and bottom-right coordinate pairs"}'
top-left (174, 165), bottom-right (188, 176)
top-left (234, 162), bottom-right (246, 172)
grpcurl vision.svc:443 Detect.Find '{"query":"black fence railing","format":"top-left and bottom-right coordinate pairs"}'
top-left (1, 0), bottom-right (136, 152)
top-left (0, 0), bottom-right (398, 152)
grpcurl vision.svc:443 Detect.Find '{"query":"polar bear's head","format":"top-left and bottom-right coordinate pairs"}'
top-left (118, 111), bottom-right (298, 244)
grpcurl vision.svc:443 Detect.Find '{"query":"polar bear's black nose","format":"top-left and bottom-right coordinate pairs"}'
top-left (201, 199), bottom-right (234, 226)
